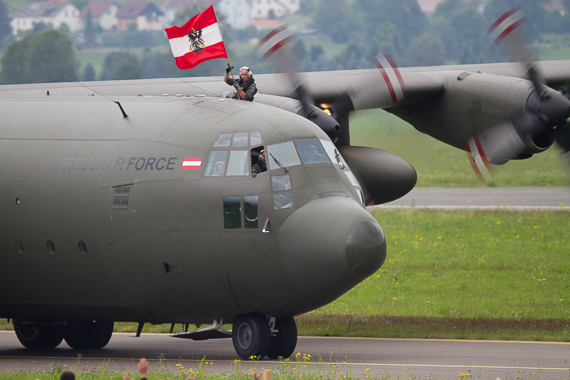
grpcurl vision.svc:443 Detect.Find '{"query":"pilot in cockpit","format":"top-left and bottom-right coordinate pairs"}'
top-left (252, 149), bottom-right (267, 174)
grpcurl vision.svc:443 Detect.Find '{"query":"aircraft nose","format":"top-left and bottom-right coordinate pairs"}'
top-left (278, 197), bottom-right (386, 309)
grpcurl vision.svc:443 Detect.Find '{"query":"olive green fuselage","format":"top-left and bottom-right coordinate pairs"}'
top-left (0, 96), bottom-right (385, 325)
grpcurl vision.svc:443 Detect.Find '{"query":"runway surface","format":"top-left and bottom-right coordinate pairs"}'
top-left (375, 187), bottom-right (570, 210)
top-left (1, 332), bottom-right (569, 379)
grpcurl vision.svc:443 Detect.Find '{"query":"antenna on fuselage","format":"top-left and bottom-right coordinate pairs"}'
top-left (115, 102), bottom-right (128, 118)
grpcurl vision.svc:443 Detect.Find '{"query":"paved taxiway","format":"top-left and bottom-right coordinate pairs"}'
top-left (376, 187), bottom-right (570, 210)
top-left (1, 332), bottom-right (569, 379)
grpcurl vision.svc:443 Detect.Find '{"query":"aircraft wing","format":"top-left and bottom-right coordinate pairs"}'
top-left (2, 60), bottom-right (568, 113)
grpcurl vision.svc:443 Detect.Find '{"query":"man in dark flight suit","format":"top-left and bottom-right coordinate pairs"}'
top-left (224, 64), bottom-right (257, 101)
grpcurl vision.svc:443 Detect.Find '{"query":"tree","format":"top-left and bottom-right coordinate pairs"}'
top-left (113, 58), bottom-right (145, 80)
top-left (84, 10), bottom-right (96, 42)
top-left (352, 0), bottom-right (426, 46)
top-left (1, 37), bottom-right (32, 84)
top-left (141, 47), bottom-right (167, 79)
top-left (368, 22), bottom-right (405, 64)
top-left (0, 2), bottom-right (12, 47)
top-left (82, 63), bottom-right (96, 81)
top-left (430, 1), bottom-right (496, 64)
top-left (1, 28), bottom-right (78, 84)
top-left (291, 39), bottom-right (308, 63)
top-left (312, 0), bottom-right (353, 43)
top-left (406, 34), bottom-right (446, 66)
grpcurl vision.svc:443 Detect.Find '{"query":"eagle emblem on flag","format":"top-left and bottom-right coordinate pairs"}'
top-left (188, 27), bottom-right (205, 54)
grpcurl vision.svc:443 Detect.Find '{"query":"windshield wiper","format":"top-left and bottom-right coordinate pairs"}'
top-left (270, 153), bottom-right (288, 172)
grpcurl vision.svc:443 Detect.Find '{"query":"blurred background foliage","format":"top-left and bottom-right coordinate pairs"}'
top-left (1, 0), bottom-right (570, 83)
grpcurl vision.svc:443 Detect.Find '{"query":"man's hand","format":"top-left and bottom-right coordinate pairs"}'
top-left (226, 64), bottom-right (234, 74)
top-left (123, 373), bottom-right (133, 380)
top-left (138, 358), bottom-right (148, 378)
top-left (233, 82), bottom-right (241, 90)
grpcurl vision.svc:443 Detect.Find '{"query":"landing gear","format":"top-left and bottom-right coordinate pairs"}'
top-left (64, 321), bottom-right (114, 349)
top-left (13, 320), bottom-right (64, 349)
top-left (232, 312), bottom-right (270, 360)
top-left (267, 317), bottom-right (297, 359)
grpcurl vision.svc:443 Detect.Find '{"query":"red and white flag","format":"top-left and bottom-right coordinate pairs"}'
top-left (487, 6), bottom-right (525, 45)
top-left (255, 24), bottom-right (296, 61)
top-left (181, 157), bottom-right (202, 170)
top-left (374, 51), bottom-right (407, 104)
top-left (165, 6), bottom-right (227, 70)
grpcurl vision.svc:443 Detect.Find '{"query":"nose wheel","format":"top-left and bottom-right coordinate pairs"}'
top-left (231, 313), bottom-right (298, 360)
top-left (232, 312), bottom-right (270, 359)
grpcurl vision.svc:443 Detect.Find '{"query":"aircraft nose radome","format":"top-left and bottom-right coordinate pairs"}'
top-left (278, 197), bottom-right (386, 309)
top-left (346, 220), bottom-right (386, 276)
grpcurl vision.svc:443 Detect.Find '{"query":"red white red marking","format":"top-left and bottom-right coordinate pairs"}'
top-left (181, 157), bottom-right (202, 170)
top-left (487, 6), bottom-right (525, 45)
top-left (164, 6), bottom-right (228, 70)
top-left (255, 25), bottom-right (296, 61)
top-left (465, 137), bottom-right (494, 182)
top-left (374, 52), bottom-right (407, 104)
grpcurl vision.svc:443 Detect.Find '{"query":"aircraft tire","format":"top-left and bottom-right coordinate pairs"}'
top-left (232, 312), bottom-right (270, 360)
top-left (266, 317), bottom-right (297, 359)
top-left (13, 319), bottom-right (64, 349)
top-left (64, 320), bottom-right (114, 350)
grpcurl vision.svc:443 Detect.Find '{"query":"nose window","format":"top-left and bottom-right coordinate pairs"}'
top-left (271, 175), bottom-right (291, 191)
top-left (273, 193), bottom-right (293, 209)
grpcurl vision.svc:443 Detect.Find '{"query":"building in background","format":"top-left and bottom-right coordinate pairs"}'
top-left (117, 1), bottom-right (164, 31)
top-left (10, 1), bottom-right (82, 35)
top-left (80, 1), bottom-right (120, 31)
top-left (162, 0), bottom-right (250, 30)
top-left (250, 0), bottom-right (299, 20)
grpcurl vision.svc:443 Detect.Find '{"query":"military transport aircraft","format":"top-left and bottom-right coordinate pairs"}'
top-left (1, 7), bottom-right (570, 360)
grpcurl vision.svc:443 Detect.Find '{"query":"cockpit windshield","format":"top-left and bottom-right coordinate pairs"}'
top-left (266, 141), bottom-right (301, 170)
top-left (295, 140), bottom-right (330, 164)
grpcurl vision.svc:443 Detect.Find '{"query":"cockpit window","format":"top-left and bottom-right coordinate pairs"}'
top-left (250, 132), bottom-right (262, 146)
top-left (295, 140), bottom-right (330, 164)
top-left (213, 132), bottom-right (232, 147)
top-left (205, 151), bottom-right (228, 176)
top-left (271, 175), bottom-right (291, 191)
top-left (321, 139), bottom-right (346, 167)
top-left (266, 141), bottom-right (301, 170)
top-left (232, 132), bottom-right (248, 147)
top-left (226, 150), bottom-right (249, 176)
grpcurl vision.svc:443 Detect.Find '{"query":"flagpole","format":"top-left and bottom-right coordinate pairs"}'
top-left (227, 57), bottom-right (241, 100)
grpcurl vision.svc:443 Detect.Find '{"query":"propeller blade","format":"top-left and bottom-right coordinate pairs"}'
top-left (373, 51), bottom-right (407, 104)
top-left (487, 7), bottom-right (546, 96)
top-left (256, 25), bottom-right (342, 143)
top-left (467, 6), bottom-right (570, 183)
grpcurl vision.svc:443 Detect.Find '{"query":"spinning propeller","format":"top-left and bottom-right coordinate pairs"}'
top-left (467, 6), bottom-right (570, 182)
top-left (255, 25), bottom-right (341, 143)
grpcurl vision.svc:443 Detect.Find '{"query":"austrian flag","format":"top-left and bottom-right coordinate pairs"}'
top-left (165, 6), bottom-right (227, 70)
top-left (182, 157), bottom-right (202, 170)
